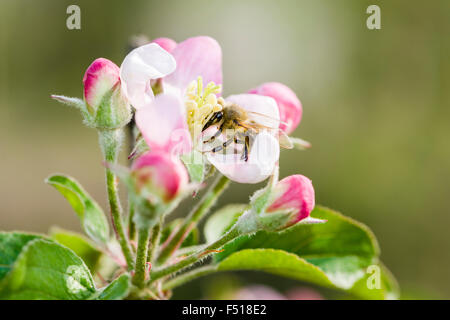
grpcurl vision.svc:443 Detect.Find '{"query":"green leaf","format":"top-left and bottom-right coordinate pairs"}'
top-left (50, 227), bottom-right (102, 273)
top-left (181, 150), bottom-right (205, 183)
top-left (206, 205), bottom-right (398, 299)
top-left (46, 174), bottom-right (110, 245)
top-left (0, 239), bottom-right (97, 300)
top-left (218, 249), bottom-right (334, 288)
top-left (0, 232), bottom-right (44, 280)
top-left (204, 204), bottom-right (249, 243)
top-left (348, 263), bottom-right (400, 300)
top-left (208, 206), bottom-right (378, 264)
top-left (160, 219), bottom-right (199, 248)
top-left (96, 273), bottom-right (130, 300)
top-left (217, 249), bottom-right (397, 299)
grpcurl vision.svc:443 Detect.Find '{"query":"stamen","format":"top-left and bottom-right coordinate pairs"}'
top-left (184, 76), bottom-right (223, 141)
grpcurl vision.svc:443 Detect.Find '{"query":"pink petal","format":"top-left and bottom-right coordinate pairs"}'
top-left (226, 94), bottom-right (280, 131)
top-left (133, 151), bottom-right (188, 201)
top-left (234, 285), bottom-right (287, 300)
top-left (206, 131), bottom-right (279, 184)
top-left (135, 93), bottom-right (192, 155)
top-left (249, 82), bottom-right (302, 134)
top-left (120, 43), bottom-right (176, 109)
top-left (151, 37), bottom-right (177, 53)
top-left (267, 175), bottom-right (315, 224)
top-left (83, 58), bottom-right (120, 112)
top-left (164, 36), bottom-right (222, 95)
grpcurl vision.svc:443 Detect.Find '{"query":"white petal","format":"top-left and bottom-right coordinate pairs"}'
top-left (226, 94), bottom-right (280, 130)
top-left (207, 131), bottom-right (280, 184)
top-left (120, 43), bottom-right (176, 109)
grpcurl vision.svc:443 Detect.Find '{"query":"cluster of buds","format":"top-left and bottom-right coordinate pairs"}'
top-left (52, 35), bottom-right (317, 234)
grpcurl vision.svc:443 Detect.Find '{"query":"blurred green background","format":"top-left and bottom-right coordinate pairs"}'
top-left (0, 0), bottom-right (449, 299)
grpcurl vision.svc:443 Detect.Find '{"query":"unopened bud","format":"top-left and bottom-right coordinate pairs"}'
top-left (83, 58), bottom-right (131, 129)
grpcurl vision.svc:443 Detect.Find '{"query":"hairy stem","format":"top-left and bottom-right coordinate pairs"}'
top-left (162, 265), bottom-right (218, 291)
top-left (128, 200), bottom-right (136, 242)
top-left (126, 119), bottom-right (137, 241)
top-left (157, 174), bottom-right (230, 263)
top-left (147, 216), bottom-right (163, 264)
top-left (132, 227), bottom-right (151, 288)
top-left (150, 226), bottom-right (240, 282)
top-left (99, 129), bottom-right (134, 270)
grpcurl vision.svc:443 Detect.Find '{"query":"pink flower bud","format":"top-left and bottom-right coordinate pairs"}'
top-left (151, 37), bottom-right (177, 53)
top-left (82, 58), bottom-right (131, 129)
top-left (132, 151), bottom-right (188, 202)
top-left (267, 175), bottom-right (315, 227)
top-left (83, 58), bottom-right (121, 114)
top-left (249, 82), bottom-right (302, 134)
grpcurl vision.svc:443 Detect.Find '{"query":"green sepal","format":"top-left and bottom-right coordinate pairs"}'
top-left (94, 84), bottom-right (131, 130)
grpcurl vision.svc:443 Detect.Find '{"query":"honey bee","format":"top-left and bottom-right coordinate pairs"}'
top-left (201, 103), bottom-right (292, 162)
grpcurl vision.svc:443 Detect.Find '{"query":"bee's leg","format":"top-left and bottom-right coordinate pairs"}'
top-left (210, 145), bottom-right (223, 153)
top-left (240, 135), bottom-right (250, 162)
top-left (233, 137), bottom-right (245, 144)
top-left (203, 122), bottom-right (224, 144)
top-left (210, 137), bottom-right (234, 154)
top-left (222, 137), bottom-right (234, 148)
top-left (231, 132), bottom-right (244, 155)
top-left (202, 111), bottom-right (222, 132)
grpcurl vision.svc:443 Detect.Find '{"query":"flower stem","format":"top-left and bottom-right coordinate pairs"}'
top-left (147, 216), bottom-right (163, 263)
top-left (126, 119), bottom-right (137, 241)
top-left (162, 265), bottom-right (218, 291)
top-left (150, 226), bottom-right (240, 282)
top-left (99, 129), bottom-right (134, 270)
top-left (132, 227), bottom-right (151, 288)
top-left (128, 200), bottom-right (136, 242)
top-left (157, 174), bottom-right (230, 263)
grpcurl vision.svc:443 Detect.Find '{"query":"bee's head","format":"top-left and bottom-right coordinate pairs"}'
top-left (202, 111), bottom-right (223, 132)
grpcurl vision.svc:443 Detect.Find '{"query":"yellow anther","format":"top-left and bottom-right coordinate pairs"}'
top-left (184, 76), bottom-right (224, 140)
top-left (186, 80), bottom-right (197, 93)
top-left (185, 100), bottom-right (198, 109)
top-left (197, 76), bottom-right (203, 96)
top-left (206, 93), bottom-right (217, 106)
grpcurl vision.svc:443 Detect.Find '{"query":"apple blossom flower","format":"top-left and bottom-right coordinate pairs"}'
top-left (132, 151), bottom-right (188, 203)
top-left (248, 82), bottom-right (302, 135)
top-left (151, 37), bottom-right (177, 53)
top-left (266, 174), bottom-right (315, 227)
top-left (126, 94), bottom-right (191, 204)
top-left (83, 58), bottom-right (121, 113)
top-left (203, 93), bottom-right (281, 184)
top-left (235, 173), bottom-right (319, 233)
top-left (231, 285), bottom-right (323, 300)
top-left (52, 58), bottom-right (132, 129)
top-left (119, 43), bottom-right (176, 110)
top-left (124, 36), bottom-right (285, 184)
top-left (135, 93), bottom-right (192, 156)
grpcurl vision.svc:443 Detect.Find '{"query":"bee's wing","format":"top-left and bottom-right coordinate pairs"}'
top-left (278, 130), bottom-right (294, 149)
top-left (246, 110), bottom-right (288, 127)
top-left (240, 120), bottom-right (294, 149)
